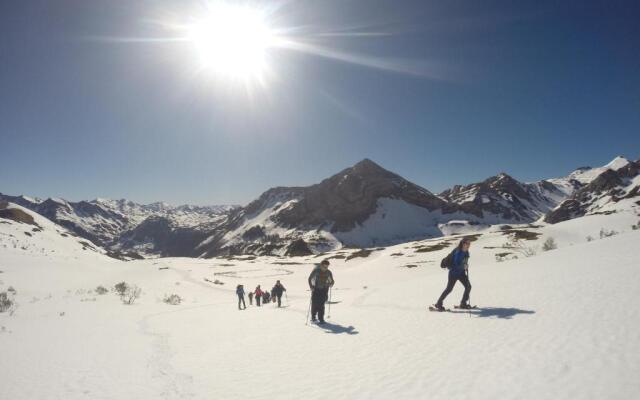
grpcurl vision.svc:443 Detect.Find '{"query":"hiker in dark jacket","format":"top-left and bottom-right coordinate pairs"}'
top-left (254, 285), bottom-right (264, 307)
top-left (272, 280), bottom-right (287, 307)
top-left (263, 291), bottom-right (271, 304)
top-left (248, 291), bottom-right (254, 305)
top-left (435, 238), bottom-right (472, 310)
top-left (308, 260), bottom-right (335, 324)
top-left (236, 284), bottom-right (246, 310)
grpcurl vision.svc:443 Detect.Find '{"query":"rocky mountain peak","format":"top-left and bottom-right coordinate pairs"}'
top-left (604, 156), bottom-right (630, 170)
top-left (350, 158), bottom-right (392, 176)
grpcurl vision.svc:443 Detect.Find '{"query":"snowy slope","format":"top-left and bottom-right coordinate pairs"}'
top-left (2, 209), bottom-right (639, 400)
top-left (0, 202), bottom-right (107, 258)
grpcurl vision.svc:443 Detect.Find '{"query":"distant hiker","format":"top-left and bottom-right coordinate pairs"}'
top-left (255, 285), bottom-right (264, 307)
top-left (248, 291), bottom-right (254, 305)
top-left (236, 284), bottom-right (246, 310)
top-left (308, 260), bottom-right (335, 324)
top-left (272, 280), bottom-right (287, 307)
top-left (434, 238), bottom-right (472, 311)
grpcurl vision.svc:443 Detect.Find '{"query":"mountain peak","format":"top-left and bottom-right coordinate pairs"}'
top-left (344, 158), bottom-right (401, 181)
top-left (604, 156), bottom-right (629, 171)
top-left (486, 172), bottom-right (518, 185)
top-left (352, 158), bottom-right (384, 171)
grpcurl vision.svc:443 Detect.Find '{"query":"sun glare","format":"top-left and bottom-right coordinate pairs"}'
top-left (187, 5), bottom-right (277, 82)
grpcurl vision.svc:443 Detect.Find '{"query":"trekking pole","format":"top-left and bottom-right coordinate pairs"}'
top-left (468, 268), bottom-right (471, 306)
top-left (327, 287), bottom-right (332, 319)
top-left (467, 269), bottom-right (472, 318)
top-left (305, 292), bottom-right (312, 325)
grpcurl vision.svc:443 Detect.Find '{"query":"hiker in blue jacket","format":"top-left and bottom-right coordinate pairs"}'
top-left (236, 284), bottom-right (246, 310)
top-left (435, 238), bottom-right (472, 310)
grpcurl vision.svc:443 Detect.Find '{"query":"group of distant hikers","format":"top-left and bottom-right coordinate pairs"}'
top-left (235, 280), bottom-right (288, 310)
top-left (232, 238), bottom-right (473, 323)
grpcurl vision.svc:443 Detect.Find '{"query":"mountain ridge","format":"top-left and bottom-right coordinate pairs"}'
top-left (2, 155), bottom-right (637, 258)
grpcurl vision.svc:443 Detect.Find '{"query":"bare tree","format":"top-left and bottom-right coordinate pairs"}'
top-left (504, 235), bottom-right (537, 258)
top-left (122, 285), bottom-right (141, 305)
top-left (95, 286), bottom-right (109, 295)
top-left (599, 228), bottom-right (618, 239)
top-left (542, 237), bottom-right (557, 251)
top-left (0, 292), bottom-right (13, 313)
top-left (163, 294), bottom-right (182, 305)
top-left (114, 282), bottom-right (128, 297)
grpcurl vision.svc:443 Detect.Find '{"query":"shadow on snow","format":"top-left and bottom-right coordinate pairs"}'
top-left (451, 307), bottom-right (536, 319)
top-left (317, 321), bottom-right (359, 335)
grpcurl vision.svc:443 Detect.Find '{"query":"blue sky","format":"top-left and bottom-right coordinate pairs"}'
top-left (1, 0), bottom-right (639, 206)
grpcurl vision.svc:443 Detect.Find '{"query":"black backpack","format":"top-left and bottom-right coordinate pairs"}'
top-left (440, 250), bottom-right (455, 269)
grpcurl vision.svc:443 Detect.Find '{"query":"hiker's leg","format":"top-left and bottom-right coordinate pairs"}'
top-left (318, 288), bottom-right (328, 321)
top-left (460, 274), bottom-right (472, 304)
top-left (436, 274), bottom-right (457, 305)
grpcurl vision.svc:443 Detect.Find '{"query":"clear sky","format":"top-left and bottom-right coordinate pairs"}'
top-left (1, 0), bottom-right (639, 206)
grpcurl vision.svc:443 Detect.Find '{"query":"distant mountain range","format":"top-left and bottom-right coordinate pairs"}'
top-left (0, 194), bottom-right (236, 258)
top-left (2, 155), bottom-right (638, 259)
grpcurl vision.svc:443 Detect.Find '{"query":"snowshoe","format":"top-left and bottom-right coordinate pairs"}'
top-left (454, 304), bottom-right (478, 310)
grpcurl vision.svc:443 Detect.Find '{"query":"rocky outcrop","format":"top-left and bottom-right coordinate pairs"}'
top-left (284, 239), bottom-right (313, 257)
top-left (0, 202), bottom-right (39, 226)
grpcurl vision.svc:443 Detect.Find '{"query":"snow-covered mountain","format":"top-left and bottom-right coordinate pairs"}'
top-left (0, 193), bottom-right (236, 258)
top-left (438, 156), bottom-right (635, 224)
top-left (439, 172), bottom-right (569, 223)
top-left (195, 159), bottom-right (480, 256)
top-left (545, 158), bottom-right (640, 223)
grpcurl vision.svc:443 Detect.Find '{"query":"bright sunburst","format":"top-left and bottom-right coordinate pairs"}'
top-left (97, 1), bottom-right (443, 94)
top-left (186, 4), bottom-right (278, 82)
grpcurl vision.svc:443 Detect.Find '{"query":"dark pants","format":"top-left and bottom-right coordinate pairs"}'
top-left (276, 294), bottom-right (282, 307)
top-left (437, 272), bottom-right (471, 306)
top-left (311, 288), bottom-right (329, 321)
top-left (256, 296), bottom-right (261, 306)
top-left (238, 295), bottom-right (246, 309)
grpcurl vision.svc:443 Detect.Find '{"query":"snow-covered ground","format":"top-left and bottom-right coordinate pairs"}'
top-left (1, 204), bottom-right (639, 399)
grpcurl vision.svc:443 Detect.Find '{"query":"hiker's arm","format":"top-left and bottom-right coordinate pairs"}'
top-left (308, 270), bottom-right (316, 289)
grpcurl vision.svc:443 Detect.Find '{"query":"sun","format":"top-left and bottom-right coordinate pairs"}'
top-left (186, 4), bottom-right (278, 82)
